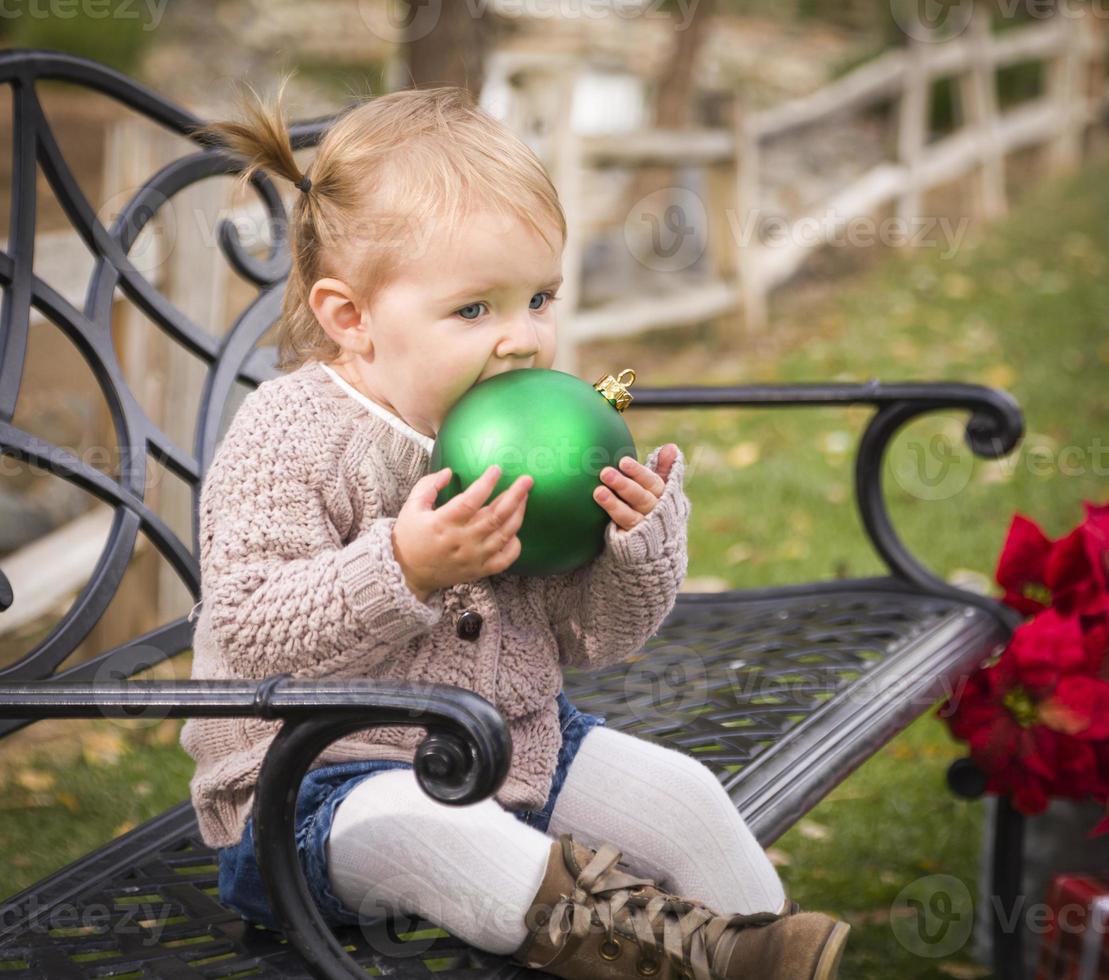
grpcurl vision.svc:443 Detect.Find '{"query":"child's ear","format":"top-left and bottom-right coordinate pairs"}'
top-left (308, 277), bottom-right (373, 356)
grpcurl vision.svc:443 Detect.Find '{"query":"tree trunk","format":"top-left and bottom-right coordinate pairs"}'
top-left (400, 1), bottom-right (495, 95)
top-left (620, 0), bottom-right (716, 214)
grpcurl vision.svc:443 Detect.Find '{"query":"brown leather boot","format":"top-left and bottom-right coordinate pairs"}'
top-left (511, 833), bottom-right (850, 980)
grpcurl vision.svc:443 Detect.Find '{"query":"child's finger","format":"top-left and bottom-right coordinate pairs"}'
top-left (487, 531), bottom-right (523, 573)
top-left (443, 464), bottom-right (503, 521)
top-left (492, 473), bottom-right (534, 511)
top-left (598, 466), bottom-right (659, 514)
top-left (500, 487), bottom-right (530, 538)
top-left (479, 474), bottom-right (533, 534)
top-left (616, 454), bottom-right (666, 497)
top-left (412, 466), bottom-right (456, 511)
top-left (651, 444), bottom-right (678, 484)
top-left (593, 484), bottom-right (646, 530)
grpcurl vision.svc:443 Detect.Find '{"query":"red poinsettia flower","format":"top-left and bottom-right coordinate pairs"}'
top-left (940, 596), bottom-right (1109, 816)
top-left (1046, 511), bottom-right (1109, 618)
top-left (946, 500), bottom-right (1109, 835)
top-left (995, 514), bottom-right (1055, 616)
top-left (1004, 607), bottom-right (1089, 691)
top-left (997, 502), bottom-right (1109, 618)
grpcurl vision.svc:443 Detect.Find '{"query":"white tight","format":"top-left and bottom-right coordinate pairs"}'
top-left (326, 724), bottom-right (786, 955)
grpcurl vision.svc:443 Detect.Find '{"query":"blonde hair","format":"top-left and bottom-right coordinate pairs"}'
top-left (191, 74), bottom-right (567, 373)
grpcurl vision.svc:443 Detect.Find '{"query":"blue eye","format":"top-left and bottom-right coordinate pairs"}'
top-left (530, 291), bottom-right (554, 310)
top-left (456, 302), bottom-right (486, 320)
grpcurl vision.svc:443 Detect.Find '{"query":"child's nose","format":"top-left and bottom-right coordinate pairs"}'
top-left (495, 315), bottom-right (541, 360)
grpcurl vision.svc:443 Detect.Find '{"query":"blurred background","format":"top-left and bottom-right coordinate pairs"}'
top-left (0, 1), bottom-right (1106, 976)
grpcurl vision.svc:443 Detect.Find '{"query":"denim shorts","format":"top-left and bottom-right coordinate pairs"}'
top-left (216, 689), bottom-right (606, 932)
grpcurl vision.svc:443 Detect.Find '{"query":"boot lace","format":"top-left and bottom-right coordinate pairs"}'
top-left (533, 835), bottom-right (783, 980)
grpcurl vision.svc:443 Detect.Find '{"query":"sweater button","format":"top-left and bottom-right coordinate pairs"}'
top-left (456, 610), bottom-right (483, 641)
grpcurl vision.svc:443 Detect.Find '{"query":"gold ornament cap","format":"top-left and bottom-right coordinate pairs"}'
top-left (593, 368), bottom-right (636, 412)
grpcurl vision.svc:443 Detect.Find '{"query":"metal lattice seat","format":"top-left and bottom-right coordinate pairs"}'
top-left (0, 51), bottom-right (1025, 979)
top-left (0, 582), bottom-right (1009, 979)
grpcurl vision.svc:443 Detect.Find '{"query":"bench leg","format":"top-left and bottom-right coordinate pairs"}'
top-left (991, 795), bottom-right (1026, 980)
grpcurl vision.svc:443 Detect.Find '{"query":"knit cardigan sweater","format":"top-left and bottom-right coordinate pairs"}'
top-left (180, 358), bottom-right (692, 849)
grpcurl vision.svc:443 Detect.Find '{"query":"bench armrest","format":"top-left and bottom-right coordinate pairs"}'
top-left (0, 675), bottom-right (511, 979)
top-left (627, 379), bottom-right (1024, 629)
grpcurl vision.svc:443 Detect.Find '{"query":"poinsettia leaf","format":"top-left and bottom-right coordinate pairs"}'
top-left (1013, 779), bottom-right (1050, 814)
top-left (995, 514), bottom-right (1053, 598)
top-left (1045, 676), bottom-right (1109, 739)
top-left (1089, 812), bottom-right (1109, 838)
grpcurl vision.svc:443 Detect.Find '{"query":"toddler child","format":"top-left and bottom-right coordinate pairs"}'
top-left (180, 77), bottom-right (849, 980)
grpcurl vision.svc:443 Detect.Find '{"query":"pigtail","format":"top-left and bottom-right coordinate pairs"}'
top-left (188, 70), bottom-right (311, 200)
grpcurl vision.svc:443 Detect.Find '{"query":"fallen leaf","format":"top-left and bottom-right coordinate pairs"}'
top-left (82, 730), bottom-right (126, 767)
top-left (725, 542), bottom-right (753, 565)
top-left (152, 719), bottom-right (180, 745)
top-left (16, 768), bottom-right (56, 793)
top-left (938, 962), bottom-right (992, 978)
top-left (797, 819), bottom-right (830, 841)
top-left (727, 442), bottom-right (761, 469)
top-left (947, 568), bottom-right (991, 595)
top-left (55, 791), bottom-right (81, 813)
top-left (886, 744), bottom-right (916, 760)
top-left (942, 273), bottom-right (975, 299)
top-left (776, 539), bottom-right (808, 561)
top-left (788, 510), bottom-right (813, 534)
top-left (819, 431), bottom-right (851, 456)
top-left (976, 460), bottom-right (1014, 485)
top-left (981, 364), bottom-right (1015, 389)
top-left (679, 576), bottom-right (730, 593)
top-left (891, 339), bottom-right (921, 361)
top-left (766, 847), bottom-right (791, 867)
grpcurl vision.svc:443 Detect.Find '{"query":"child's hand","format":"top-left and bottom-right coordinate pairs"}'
top-left (593, 443), bottom-right (679, 533)
top-left (392, 464), bottom-right (533, 602)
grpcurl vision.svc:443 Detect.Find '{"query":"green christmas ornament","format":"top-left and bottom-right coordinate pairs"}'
top-left (430, 367), bottom-right (638, 576)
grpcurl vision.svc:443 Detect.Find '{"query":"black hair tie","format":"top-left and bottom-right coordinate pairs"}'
top-left (295, 173), bottom-right (312, 194)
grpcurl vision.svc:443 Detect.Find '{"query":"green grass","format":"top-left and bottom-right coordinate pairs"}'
top-left (0, 719), bottom-right (195, 894)
top-left (773, 711), bottom-right (988, 978)
top-left (631, 159), bottom-right (1108, 592)
top-left (3, 154), bottom-right (1107, 977)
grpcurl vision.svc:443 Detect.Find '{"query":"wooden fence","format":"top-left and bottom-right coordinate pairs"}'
top-left (536, 5), bottom-right (1109, 374)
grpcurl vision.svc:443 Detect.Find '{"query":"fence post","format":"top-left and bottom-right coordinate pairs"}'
top-left (156, 128), bottom-right (229, 625)
top-left (959, 5), bottom-right (1007, 220)
top-left (1088, 9), bottom-right (1109, 157)
top-left (94, 116), bottom-right (167, 657)
top-left (705, 95), bottom-right (742, 343)
top-left (1045, 7), bottom-right (1087, 176)
top-left (550, 65), bottom-right (583, 378)
top-left (733, 95), bottom-right (765, 336)
top-left (896, 28), bottom-right (930, 234)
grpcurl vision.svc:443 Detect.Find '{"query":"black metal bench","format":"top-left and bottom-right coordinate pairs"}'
top-left (0, 49), bottom-right (1029, 979)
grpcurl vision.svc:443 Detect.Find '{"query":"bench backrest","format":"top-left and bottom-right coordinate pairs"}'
top-left (0, 51), bottom-right (339, 740)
